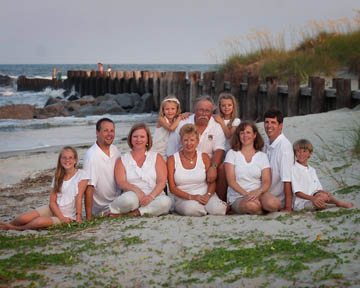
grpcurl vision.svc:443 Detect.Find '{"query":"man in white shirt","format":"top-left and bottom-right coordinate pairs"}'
top-left (166, 95), bottom-right (227, 201)
top-left (83, 118), bottom-right (121, 219)
top-left (262, 108), bottom-right (294, 212)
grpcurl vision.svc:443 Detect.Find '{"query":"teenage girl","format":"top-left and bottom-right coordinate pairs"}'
top-left (0, 147), bottom-right (89, 230)
top-left (213, 92), bottom-right (241, 151)
top-left (152, 95), bottom-right (190, 159)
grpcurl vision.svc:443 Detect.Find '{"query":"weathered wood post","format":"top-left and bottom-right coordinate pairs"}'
top-left (114, 71), bottom-right (123, 94)
top-left (132, 71), bottom-right (141, 93)
top-left (214, 72), bottom-right (225, 105)
top-left (66, 71), bottom-right (75, 91)
top-left (123, 71), bottom-right (132, 93)
top-left (287, 76), bottom-right (300, 117)
top-left (79, 71), bottom-right (86, 96)
top-left (244, 75), bottom-right (259, 121)
top-left (89, 71), bottom-right (96, 96)
top-left (310, 77), bottom-right (325, 114)
top-left (152, 72), bottom-right (161, 110)
top-left (202, 72), bottom-right (215, 97)
top-left (336, 78), bottom-right (352, 109)
top-left (188, 72), bottom-right (201, 112)
top-left (166, 71), bottom-right (174, 95)
top-left (265, 76), bottom-right (278, 114)
top-left (159, 72), bottom-right (168, 103)
top-left (109, 71), bottom-right (117, 94)
top-left (173, 72), bottom-right (187, 111)
top-left (95, 71), bottom-right (103, 97)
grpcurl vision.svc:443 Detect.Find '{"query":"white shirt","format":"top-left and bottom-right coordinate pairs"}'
top-left (264, 133), bottom-right (294, 204)
top-left (291, 161), bottom-right (323, 211)
top-left (224, 118), bottom-right (241, 151)
top-left (224, 149), bottom-right (270, 204)
top-left (51, 169), bottom-right (89, 220)
top-left (83, 142), bottom-right (121, 215)
top-left (121, 151), bottom-right (158, 195)
top-left (166, 114), bottom-right (226, 158)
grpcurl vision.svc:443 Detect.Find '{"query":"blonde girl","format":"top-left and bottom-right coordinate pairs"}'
top-left (213, 92), bottom-right (241, 151)
top-left (152, 95), bottom-right (190, 159)
top-left (0, 147), bottom-right (89, 230)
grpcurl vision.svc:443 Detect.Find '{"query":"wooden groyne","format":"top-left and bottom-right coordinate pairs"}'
top-left (17, 70), bottom-right (360, 121)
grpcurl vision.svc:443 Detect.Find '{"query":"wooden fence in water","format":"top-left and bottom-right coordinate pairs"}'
top-left (17, 70), bottom-right (360, 121)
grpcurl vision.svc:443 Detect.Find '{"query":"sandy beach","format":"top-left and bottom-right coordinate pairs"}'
top-left (1, 108), bottom-right (360, 287)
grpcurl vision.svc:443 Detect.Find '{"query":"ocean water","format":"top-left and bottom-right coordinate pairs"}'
top-left (0, 64), bottom-right (217, 154)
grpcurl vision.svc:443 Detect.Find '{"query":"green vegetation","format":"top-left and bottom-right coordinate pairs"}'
top-left (218, 10), bottom-right (360, 83)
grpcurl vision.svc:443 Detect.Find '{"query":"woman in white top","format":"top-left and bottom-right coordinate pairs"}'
top-left (0, 147), bottom-right (89, 230)
top-left (167, 124), bottom-right (227, 216)
top-left (110, 123), bottom-right (172, 217)
top-left (224, 121), bottom-right (271, 214)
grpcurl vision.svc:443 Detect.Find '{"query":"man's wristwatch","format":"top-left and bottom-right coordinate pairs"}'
top-left (211, 163), bottom-right (217, 168)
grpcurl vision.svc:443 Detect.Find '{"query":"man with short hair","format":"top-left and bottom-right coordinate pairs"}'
top-left (262, 108), bottom-right (294, 212)
top-left (83, 118), bottom-right (121, 219)
top-left (166, 96), bottom-right (227, 201)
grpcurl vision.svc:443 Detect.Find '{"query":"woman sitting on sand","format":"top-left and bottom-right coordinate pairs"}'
top-left (108, 123), bottom-right (172, 217)
top-left (167, 123), bottom-right (227, 216)
top-left (224, 121), bottom-right (271, 214)
top-left (0, 146), bottom-right (89, 230)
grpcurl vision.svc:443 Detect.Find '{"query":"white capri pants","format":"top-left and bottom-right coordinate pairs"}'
top-left (174, 194), bottom-right (227, 216)
top-left (109, 191), bottom-right (172, 216)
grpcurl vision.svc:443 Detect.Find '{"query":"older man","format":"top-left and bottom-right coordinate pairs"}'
top-left (166, 96), bottom-right (227, 200)
top-left (83, 118), bottom-right (122, 219)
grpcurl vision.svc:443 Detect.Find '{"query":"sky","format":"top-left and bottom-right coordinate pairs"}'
top-left (0, 0), bottom-right (359, 64)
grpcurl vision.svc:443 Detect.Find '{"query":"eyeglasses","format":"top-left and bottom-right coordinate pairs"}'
top-left (196, 108), bottom-right (213, 114)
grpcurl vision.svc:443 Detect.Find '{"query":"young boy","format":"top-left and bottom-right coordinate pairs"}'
top-left (291, 139), bottom-right (354, 211)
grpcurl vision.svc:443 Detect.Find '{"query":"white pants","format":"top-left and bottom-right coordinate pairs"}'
top-left (109, 191), bottom-right (172, 216)
top-left (174, 194), bottom-right (227, 216)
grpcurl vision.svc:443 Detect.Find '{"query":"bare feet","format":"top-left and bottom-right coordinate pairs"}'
top-left (337, 201), bottom-right (354, 208)
top-left (109, 209), bottom-right (141, 218)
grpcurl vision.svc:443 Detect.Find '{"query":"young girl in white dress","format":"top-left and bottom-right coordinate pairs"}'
top-left (0, 146), bottom-right (89, 230)
top-left (213, 92), bottom-right (241, 151)
top-left (152, 95), bottom-right (189, 160)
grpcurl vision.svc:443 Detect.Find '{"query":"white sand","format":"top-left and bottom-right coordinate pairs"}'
top-left (0, 108), bottom-right (359, 287)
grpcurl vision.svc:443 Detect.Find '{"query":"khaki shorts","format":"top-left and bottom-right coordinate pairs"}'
top-left (35, 205), bottom-right (61, 225)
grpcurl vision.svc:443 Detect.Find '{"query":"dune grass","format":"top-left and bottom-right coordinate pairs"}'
top-left (218, 10), bottom-right (360, 83)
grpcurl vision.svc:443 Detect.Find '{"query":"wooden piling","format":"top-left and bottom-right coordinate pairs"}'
top-left (152, 72), bottom-right (161, 110)
top-left (173, 72), bottom-right (187, 111)
top-left (336, 78), bottom-right (352, 109)
top-left (188, 72), bottom-right (201, 112)
top-left (310, 77), bottom-right (325, 114)
top-left (287, 76), bottom-right (300, 117)
top-left (202, 72), bottom-right (215, 97)
top-left (244, 75), bottom-right (259, 121)
top-left (265, 77), bottom-right (278, 113)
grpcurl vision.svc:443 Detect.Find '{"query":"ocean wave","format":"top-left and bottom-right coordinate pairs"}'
top-left (0, 113), bottom-right (157, 131)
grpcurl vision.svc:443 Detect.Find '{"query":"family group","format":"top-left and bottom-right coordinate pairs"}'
top-left (0, 93), bottom-right (354, 230)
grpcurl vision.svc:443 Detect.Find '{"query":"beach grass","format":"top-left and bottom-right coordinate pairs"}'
top-left (218, 9), bottom-right (360, 83)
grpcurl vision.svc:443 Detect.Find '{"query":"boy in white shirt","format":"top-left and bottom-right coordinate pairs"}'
top-left (291, 139), bottom-right (354, 211)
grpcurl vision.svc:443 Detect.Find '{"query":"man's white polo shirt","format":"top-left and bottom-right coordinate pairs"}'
top-left (166, 114), bottom-right (225, 158)
top-left (265, 133), bottom-right (294, 204)
top-left (83, 142), bottom-right (121, 215)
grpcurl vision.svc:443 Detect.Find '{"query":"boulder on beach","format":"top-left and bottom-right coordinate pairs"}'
top-left (0, 74), bottom-right (15, 87)
top-left (0, 104), bottom-right (35, 119)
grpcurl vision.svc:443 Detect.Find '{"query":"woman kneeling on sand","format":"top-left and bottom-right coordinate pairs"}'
top-left (0, 147), bottom-right (89, 230)
top-left (167, 123), bottom-right (227, 216)
top-left (224, 121), bottom-right (271, 214)
top-left (108, 123), bottom-right (172, 217)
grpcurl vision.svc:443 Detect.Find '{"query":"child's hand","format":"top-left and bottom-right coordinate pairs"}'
top-left (213, 115), bottom-right (223, 123)
top-left (180, 112), bottom-right (191, 120)
top-left (312, 197), bottom-right (326, 209)
top-left (60, 217), bottom-right (72, 224)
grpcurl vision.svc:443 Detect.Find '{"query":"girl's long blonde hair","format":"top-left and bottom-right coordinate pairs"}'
top-left (54, 146), bottom-right (78, 193)
top-left (217, 92), bottom-right (238, 129)
top-left (159, 95), bottom-right (181, 118)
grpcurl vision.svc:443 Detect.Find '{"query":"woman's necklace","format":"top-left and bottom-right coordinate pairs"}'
top-left (182, 151), bottom-right (196, 164)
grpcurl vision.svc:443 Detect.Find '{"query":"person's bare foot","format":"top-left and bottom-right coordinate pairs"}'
top-left (337, 201), bottom-right (354, 208)
top-left (109, 209), bottom-right (141, 217)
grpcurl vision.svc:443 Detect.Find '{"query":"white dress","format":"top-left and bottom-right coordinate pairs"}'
top-left (173, 151), bottom-right (227, 216)
top-left (224, 149), bottom-right (270, 204)
top-left (224, 118), bottom-right (241, 151)
top-left (109, 151), bottom-right (172, 216)
top-left (51, 169), bottom-right (89, 220)
top-left (152, 117), bottom-right (171, 160)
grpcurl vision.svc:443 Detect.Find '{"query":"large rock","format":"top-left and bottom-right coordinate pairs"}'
top-left (44, 96), bottom-right (61, 107)
top-left (74, 95), bottom-right (96, 106)
top-left (108, 93), bottom-right (141, 110)
top-left (0, 74), bottom-right (14, 87)
top-left (75, 106), bottom-right (107, 117)
top-left (98, 100), bottom-right (126, 114)
top-left (0, 104), bottom-right (35, 119)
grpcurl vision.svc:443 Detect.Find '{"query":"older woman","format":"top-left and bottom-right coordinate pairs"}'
top-left (109, 123), bottom-right (172, 217)
top-left (224, 121), bottom-right (271, 214)
top-left (167, 124), bottom-right (227, 216)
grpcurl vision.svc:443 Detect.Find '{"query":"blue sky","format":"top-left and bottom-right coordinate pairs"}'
top-left (0, 0), bottom-right (358, 64)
